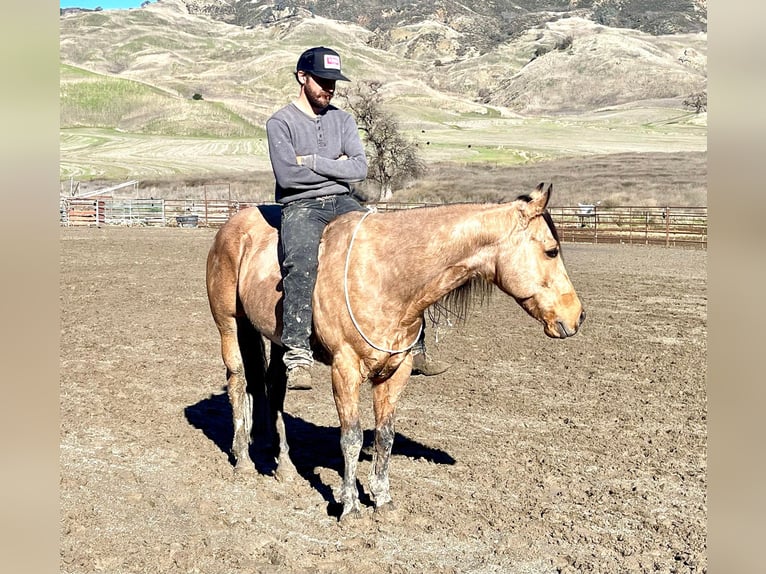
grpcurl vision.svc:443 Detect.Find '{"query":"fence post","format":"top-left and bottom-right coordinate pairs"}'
top-left (643, 211), bottom-right (648, 245)
top-left (204, 186), bottom-right (209, 226)
top-left (593, 206), bottom-right (598, 244)
top-left (665, 207), bottom-right (670, 247)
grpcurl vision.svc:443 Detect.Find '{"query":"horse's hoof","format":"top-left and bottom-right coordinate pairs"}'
top-left (232, 461), bottom-right (257, 480)
top-left (274, 465), bottom-right (297, 483)
top-left (339, 507), bottom-right (363, 523)
top-left (274, 457), bottom-right (298, 482)
top-left (374, 501), bottom-right (396, 513)
top-left (373, 501), bottom-right (400, 522)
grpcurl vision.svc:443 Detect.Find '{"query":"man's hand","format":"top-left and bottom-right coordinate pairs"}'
top-left (295, 154), bottom-right (347, 169)
top-left (295, 154), bottom-right (316, 169)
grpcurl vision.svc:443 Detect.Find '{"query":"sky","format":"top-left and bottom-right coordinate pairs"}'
top-left (60, 1), bottom-right (149, 9)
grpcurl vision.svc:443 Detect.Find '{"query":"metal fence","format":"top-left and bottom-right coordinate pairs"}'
top-left (59, 197), bottom-right (261, 228)
top-left (548, 205), bottom-right (707, 248)
top-left (59, 198), bottom-right (707, 248)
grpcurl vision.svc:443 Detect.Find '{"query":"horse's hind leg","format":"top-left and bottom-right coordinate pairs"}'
top-left (238, 315), bottom-right (275, 457)
top-left (215, 320), bottom-right (256, 474)
top-left (217, 313), bottom-right (270, 477)
top-left (369, 366), bottom-right (411, 512)
top-left (207, 235), bottom-right (266, 476)
top-left (266, 343), bottom-right (298, 482)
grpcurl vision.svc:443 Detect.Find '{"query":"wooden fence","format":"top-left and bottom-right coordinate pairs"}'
top-left (59, 198), bottom-right (707, 248)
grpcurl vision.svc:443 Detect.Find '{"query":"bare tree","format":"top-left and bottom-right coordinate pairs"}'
top-left (338, 80), bottom-right (425, 201)
top-left (683, 91), bottom-right (707, 113)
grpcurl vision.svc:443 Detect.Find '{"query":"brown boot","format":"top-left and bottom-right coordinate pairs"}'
top-left (411, 352), bottom-right (450, 376)
top-left (286, 364), bottom-right (313, 390)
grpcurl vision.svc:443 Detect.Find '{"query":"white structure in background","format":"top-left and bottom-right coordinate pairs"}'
top-left (60, 180), bottom-right (140, 226)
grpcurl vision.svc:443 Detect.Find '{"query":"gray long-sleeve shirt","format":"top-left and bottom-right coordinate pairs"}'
top-left (266, 102), bottom-right (368, 204)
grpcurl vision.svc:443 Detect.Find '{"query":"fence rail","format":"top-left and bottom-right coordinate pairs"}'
top-left (59, 198), bottom-right (707, 248)
top-left (549, 205), bottom-right (707, 248)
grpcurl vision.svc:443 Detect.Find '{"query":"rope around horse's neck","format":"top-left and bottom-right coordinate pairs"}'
top-left (344, 208), bottom-right (423, 355)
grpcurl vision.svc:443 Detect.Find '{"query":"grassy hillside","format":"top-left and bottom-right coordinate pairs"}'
top-left (59, 1), bottom-right (707, 205)
top-left (61, 64), bottom-right (263, 138)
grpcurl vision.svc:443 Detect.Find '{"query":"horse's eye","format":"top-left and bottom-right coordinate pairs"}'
top-left (545, 247), bottom-right (559, 258)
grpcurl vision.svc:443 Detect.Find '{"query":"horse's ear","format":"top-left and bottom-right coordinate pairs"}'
top-left (522, 183), bottom-right (551, 219)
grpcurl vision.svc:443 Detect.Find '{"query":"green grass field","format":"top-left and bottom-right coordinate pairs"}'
top-left (61, 64), bottom-right (264, 143)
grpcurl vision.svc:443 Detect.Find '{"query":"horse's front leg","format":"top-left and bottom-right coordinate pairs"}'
top-left (369, 360), bottom-right (411, 512)
top-left (331, 357), bottom-right (363, 520)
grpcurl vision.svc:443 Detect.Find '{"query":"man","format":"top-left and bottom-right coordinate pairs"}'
top-left (266, 46), bottom-right (448, 390)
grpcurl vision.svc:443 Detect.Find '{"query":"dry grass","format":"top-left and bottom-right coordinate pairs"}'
top-left (79, 151), bottom-right (705, 208)
top-left (388, 152), bottom-right (707, 207)
top-left (136, 171), bottom-right (276, 202)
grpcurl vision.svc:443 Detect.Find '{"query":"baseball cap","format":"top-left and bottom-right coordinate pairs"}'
top-left (296, 47), bottom-right (350, 81)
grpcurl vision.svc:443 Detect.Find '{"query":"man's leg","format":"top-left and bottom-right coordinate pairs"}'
top-left (333, 194), bottom-right (366, 218)
top-left (280, 201), bottom-right (328, 389)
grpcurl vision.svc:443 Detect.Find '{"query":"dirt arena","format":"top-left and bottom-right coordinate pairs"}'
top-left (60, 226), bottom-right (706, 573)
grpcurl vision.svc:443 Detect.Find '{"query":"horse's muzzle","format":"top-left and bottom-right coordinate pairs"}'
top-left (553, 309), bottom-right (586, 338)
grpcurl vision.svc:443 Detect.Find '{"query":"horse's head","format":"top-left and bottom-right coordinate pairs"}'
top-left (495, 183), bottom-right (585, 339)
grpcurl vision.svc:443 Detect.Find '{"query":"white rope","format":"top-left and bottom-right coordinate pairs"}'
top-left (343, 208), bottom-right (423, 354)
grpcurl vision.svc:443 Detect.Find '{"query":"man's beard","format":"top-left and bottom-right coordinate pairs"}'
top-left (306, 83), bottom-right (332, 111)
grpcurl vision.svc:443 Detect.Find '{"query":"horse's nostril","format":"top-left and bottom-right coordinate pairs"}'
top-left (579, 309), bottom-right (586, 325)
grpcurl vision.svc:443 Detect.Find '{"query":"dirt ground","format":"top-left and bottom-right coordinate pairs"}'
top-left (60, 226), bottom-right (706, 574)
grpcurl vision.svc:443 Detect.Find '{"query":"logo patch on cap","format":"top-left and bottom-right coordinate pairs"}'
top-left (323, 54), bottom-right (341, 70)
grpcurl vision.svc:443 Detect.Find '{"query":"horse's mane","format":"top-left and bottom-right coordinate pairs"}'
top-left (426, 275), bottom-right (495, 329)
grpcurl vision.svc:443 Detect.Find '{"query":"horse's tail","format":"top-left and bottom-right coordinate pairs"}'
top-left (235, 316), bottom-right (270, 440)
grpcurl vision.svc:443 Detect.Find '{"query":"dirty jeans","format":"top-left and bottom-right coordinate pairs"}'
top-left (280, 194), bottom-right (366, 370)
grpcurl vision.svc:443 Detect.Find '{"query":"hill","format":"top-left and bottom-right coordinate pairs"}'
top-left (60, 0), bottom-right (706, 117)
top-left (59, 0), bottom-right (706, 205)
top-left (182, 0), bottom-right (707, 51)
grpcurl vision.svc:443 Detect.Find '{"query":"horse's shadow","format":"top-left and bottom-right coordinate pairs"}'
top-left (184, 390), bottom-right (455, 516)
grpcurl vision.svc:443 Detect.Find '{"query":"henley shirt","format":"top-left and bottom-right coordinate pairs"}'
top-left (266, 102), bottom-right (368, 204)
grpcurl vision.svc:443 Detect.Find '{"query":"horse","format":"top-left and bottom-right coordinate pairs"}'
top-left (205, 182), bottom-right (585, 520)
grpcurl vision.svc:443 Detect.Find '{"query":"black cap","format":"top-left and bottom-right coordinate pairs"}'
top-left (296, 47), bottom-right (350, 81)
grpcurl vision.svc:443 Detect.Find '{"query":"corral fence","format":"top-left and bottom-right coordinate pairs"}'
top-left (59, 198), bottom-right (707, 248)
top-left (550, 205), bottom-right (707, 248)
top-left (59, 197), bottom-right (261, 228)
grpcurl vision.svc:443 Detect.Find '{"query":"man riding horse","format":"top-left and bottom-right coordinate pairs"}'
top-left (266, 46), bottom-right (447, 390)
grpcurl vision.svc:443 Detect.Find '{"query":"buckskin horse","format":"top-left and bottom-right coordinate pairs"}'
top-left (205, 183), bottom-right (585, 520)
